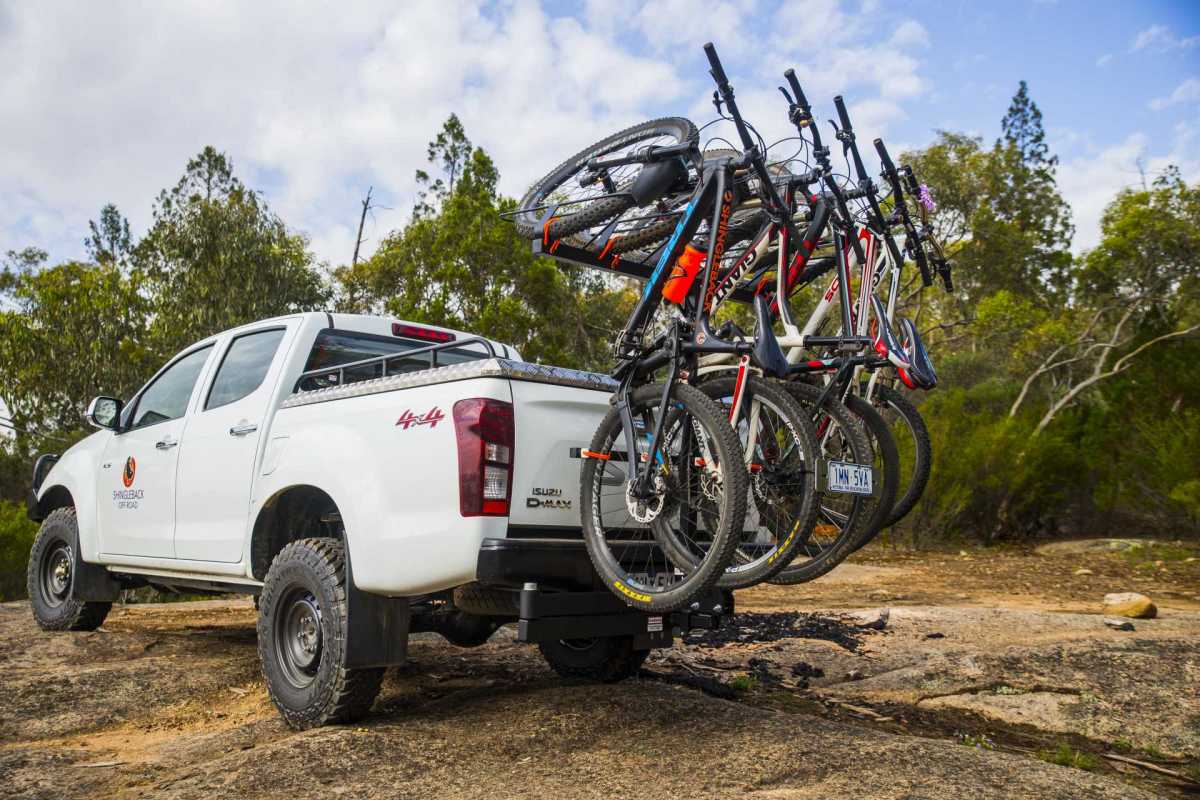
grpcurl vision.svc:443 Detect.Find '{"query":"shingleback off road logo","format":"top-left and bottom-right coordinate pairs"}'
top-left (122, 456), bottom-right (136, 488)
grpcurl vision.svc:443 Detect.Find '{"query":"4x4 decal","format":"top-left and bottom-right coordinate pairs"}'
top-left (396, 407), bottom-right (445, 430)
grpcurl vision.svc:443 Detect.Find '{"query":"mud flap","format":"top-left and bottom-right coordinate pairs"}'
top-left (344, 553), bottom-right (410, 668)
top-left (71, 531), bottom-right (121, 603)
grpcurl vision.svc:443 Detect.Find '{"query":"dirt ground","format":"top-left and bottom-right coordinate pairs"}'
top-left (1, 539), bottom-right (1198, 799)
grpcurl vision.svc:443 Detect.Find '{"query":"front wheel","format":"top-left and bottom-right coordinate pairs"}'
top-left (27, 508), bottom-right (111, 631)
top-left (580, 382), bottom-right (747, 613)
top-left (257, 538), bottom-right (385, 730)
top-left (515, 118), bottom-right (698, 243)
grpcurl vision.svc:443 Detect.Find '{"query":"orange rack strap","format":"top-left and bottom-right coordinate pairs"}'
top-left (581, 449), bottom-right (611, 461)
top-left (542, 216), bottom-right (561, 246)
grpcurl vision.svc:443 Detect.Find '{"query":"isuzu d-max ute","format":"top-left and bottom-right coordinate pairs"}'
top-left (26, 312), bottom-right (725, 728)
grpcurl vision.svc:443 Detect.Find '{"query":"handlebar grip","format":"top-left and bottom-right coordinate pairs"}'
top-left (783, 69), bottom-right (808, 109)
top-left (833, 95), bottom-right (853, 132)
top-left (874, 138), bottom-right (896, 175)
top-left (913, 242), bottom-right (933, 287)
top-left (704, 42), bottom-right (729, 87)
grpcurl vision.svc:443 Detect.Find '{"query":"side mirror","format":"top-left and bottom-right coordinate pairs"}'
top-left (85, 397), bottom-right (123, 430)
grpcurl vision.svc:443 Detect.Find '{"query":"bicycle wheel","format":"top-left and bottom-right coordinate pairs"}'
top-left (768, 381), bottom-right (875, 585)
top-left (843, 393), bottom-right (899, 552)
top-left (515, 118), bottom-right (698, 243)
top-left (681, 375), bottom-right (820, 589)
top-left (580, 382), bottom-right (747, 613)
top-left (872, 384), bottom-right (932, 528)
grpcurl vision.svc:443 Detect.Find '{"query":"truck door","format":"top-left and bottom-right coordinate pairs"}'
top-left (98, 344), bottom-right (214, 559)
top-left (174, 326), bottom-right (289, 562)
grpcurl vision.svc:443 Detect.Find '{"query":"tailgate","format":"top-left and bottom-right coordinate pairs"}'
top-left (507, 373), bottom-right (612, 531)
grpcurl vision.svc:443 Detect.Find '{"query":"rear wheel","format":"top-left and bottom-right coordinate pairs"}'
top-left (873, 385), bottom-right (932, 528)
top-left (539, 636), bottom-right (649, 682)
top-left (27, 508), bottom-right (111, 631)
top-left (769, 381), bottom-right (875, 585)
top-left (258, 538), bottom-right (384, 729)
top-left (843, 393), bottom-right (900, 552)
top-left (694, 374), bottom-right (821, 589)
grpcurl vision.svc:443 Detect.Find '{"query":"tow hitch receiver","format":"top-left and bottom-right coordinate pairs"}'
top-left (516, 582), bottom-right (725, 650)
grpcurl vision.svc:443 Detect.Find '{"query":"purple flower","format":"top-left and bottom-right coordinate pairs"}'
top-left (918, 183), bottom-right (936, 212)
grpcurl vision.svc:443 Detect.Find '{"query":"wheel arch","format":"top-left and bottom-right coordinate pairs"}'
top-left (249, 484), bottom-right (347, 581)
top-left (35, 484), bottom-right (74, 520)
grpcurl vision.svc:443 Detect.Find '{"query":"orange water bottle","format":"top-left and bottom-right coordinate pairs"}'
top-left (662, 244), bottom-right (705, 305)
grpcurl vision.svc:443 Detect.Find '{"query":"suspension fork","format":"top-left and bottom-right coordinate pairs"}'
top-left (620, 330), bottom-right (685, 498)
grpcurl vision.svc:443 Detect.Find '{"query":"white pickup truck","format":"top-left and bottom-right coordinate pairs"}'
top-left (26, 312), bottom-right (725, 728)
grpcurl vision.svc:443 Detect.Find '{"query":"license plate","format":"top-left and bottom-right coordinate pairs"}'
top-left (826, 460), bottom-right (873, 495)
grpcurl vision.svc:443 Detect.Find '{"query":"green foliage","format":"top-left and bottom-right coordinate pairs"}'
top-left (0, 258), bottom-right (154, 432)
top-left (1038, 743), bottom-right (1098, 771)
top-left (136, 146), bottom-right (330, 355)
top-left (0, 501), bottom-right (36, 601)
top-left (728, 674), bottom-right (757, 692)
top-left (337, 117), bottom-right (632, 371)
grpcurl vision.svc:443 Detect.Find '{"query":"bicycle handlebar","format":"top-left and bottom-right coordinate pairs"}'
top-left (705, 43), bottom-right (793, 236)
top-left (874, 138), bottom-right (933, 288)
top-left (829, 96), bottom-right (905, 273)
top-left (585, 141), bottom-right (694, 172)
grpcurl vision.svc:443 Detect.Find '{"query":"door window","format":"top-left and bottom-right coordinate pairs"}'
top-left (129, 345), bottom-right (213, 430)
top-left (205, 328), bottom-right (286, 410)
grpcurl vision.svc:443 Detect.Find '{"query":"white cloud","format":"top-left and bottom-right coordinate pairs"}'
top-left (0, 1), bottom-right (930, 268)
top-left (1130, 23), bottom-right (1200, 53)
top-left (1149, 77), bottom-right (1200, 110)
top-left (1095, 53), bottom-right (1113, 67)
top-left (1057, 122), bottom-right (1200, 252)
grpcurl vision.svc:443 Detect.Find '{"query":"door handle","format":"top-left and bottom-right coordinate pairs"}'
top-left (155, 438), bottom-right (178, 450)
top-left (229, 422), bottom-right (259, 436)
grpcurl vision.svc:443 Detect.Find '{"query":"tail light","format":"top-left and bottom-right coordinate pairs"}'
top-left (453, 398), bottom-right (514, 516)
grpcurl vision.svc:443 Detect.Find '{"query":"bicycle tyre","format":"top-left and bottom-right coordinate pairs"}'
top-left (843, 393), bottom-right (900, 552)
top-left (515, 118), bottom-right (698, 243)
top-left (687, 375), bottom-right (821, 589)
top-left (873, 385), bottom-right (932, 528)
top-left (768, 380), bottom-right (874, 585)
top-left (580, 382), bottom-right (746, 613)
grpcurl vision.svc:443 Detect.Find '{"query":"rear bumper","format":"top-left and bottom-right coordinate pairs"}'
top-left (476, 536), bottom-right (599, 591)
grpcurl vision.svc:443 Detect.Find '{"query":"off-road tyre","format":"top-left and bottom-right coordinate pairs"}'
top-left (516, 118), bottom-right (698, 242)
top-left (874, 385), bottom-right (932, 528)
top-left (538, 636), bottom-right (649, 682)
top-left (27, 508), bottom-right (111, 631)
top-left (257, 537), bottom-right (384, 730)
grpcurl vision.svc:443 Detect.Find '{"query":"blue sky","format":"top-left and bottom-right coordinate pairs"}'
top-left (1, 0), bottom-right (1197, 269)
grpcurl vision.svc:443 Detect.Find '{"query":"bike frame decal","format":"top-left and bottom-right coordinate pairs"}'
top-left (702, 189), bottom-right (736, 311)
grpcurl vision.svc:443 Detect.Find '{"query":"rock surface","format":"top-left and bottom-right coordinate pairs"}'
top-left (1102, 591), bottom-right (1157, 618)
top-left (2, 599), bottom-right (1195, 799)
top-left (1034, 539), bottom-right (1157, 556)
